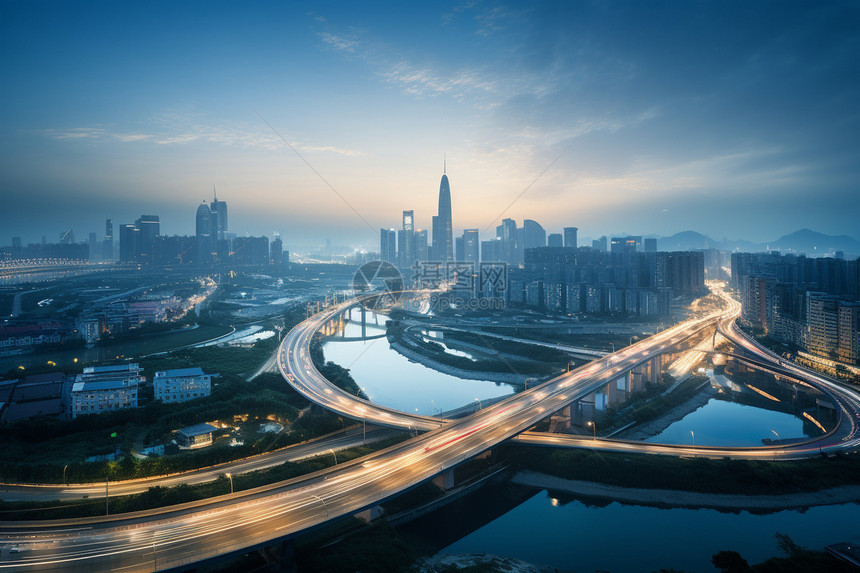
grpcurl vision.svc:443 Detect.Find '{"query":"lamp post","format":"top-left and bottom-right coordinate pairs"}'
top-left (690, 430), bottom-right (695, 447)
top-left (586, 420), bottom-right (596, 439)
top-left (105, 475), bottom-right (109, 516)
top-left (63, 464), bottom-right (69, 486)
top-left (771, 430), bottom-right (780, 460)
top-left (311, 494), bottom-right (329, 519)
top-left (225, 473), bottom-right (234, 494)
top-left (474, 398), bottom-right (482, 411)
top-left (329, 448), bottom-right (338, 466)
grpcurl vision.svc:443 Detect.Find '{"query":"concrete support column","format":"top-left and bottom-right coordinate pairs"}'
top-left (433, 468), bottom-right (455, 491)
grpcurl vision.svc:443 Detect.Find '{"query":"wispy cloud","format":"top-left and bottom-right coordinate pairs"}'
top-left (319, 32), bottom-right (359, 52)
top-left (40, 114), bottom-right (362, 156)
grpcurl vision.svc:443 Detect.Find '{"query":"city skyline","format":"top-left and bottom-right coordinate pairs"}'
top-left (2, 1), bottom-right (859, 247)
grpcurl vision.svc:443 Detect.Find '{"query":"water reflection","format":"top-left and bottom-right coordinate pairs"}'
top-left (436, 485), bottom-right (858, 573)
top-left (321, 308), bottom-right (514, 415)
top-left (647, 357), bottom-right (835, 447)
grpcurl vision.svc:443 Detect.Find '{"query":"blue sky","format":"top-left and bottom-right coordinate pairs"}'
top-left (1, 0), bottom-right (858, 250)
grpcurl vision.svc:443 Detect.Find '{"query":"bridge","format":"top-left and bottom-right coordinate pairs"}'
top-left (2, 285), bottom-right (859, 572)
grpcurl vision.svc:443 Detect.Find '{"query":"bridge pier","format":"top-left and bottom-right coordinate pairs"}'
top-left (258, 539), bottom-right (296, 572)
top-left (433, 468), bottom-right (455, 491)
top-left (355, 505), bottom-right (386, 523)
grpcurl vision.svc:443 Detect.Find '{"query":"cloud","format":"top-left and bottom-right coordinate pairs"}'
top-left (39, 113), bottom-right (362, 157)
top-left (318, 32), bottom-right (359, 52)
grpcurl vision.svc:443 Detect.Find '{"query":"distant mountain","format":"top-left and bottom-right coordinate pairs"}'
top-left (657, 231), bottom-right (719, 251)
top-left (654, 228), bottom-right (859, 256)
top-left (770, 229), bottom-right (860, 255)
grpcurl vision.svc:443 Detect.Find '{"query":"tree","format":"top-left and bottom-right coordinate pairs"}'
top-left (711, 550), bottom-right (749, 572)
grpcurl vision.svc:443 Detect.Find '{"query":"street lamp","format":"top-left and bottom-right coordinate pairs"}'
top-left (690, 430), bottom-right (695, 446)
top-left (771, 429), bottom-right (781, 461)
top-left (311, 494), bottom-right (329, 519)
top-left (329, 448), bottom-right (338, 466)
top-left (63, 464), bottom-right (69, 486)
top-left (225, 473), bottom-right (234, 494)
top-left (474, 398), bottom-right (482, 411)
top-left (586, 420), bottom-right (596, 439)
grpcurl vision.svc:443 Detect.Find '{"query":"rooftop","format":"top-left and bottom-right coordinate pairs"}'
top-left (176, 423), bottom-right (218, 437)
top-left (155, 367), bottom-right (205, 378)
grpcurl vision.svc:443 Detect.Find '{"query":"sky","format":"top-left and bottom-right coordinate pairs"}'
top-left (1, 0), bottom-right (859, 251)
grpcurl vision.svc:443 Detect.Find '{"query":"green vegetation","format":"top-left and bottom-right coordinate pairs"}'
top-left (594, 374), bottom-right (710, 435)
top-left (503, 444), bottom-right (860, 495)
top-left (310, 333), bottom-right (368, 399)
top-left (0, 370), bottom-right (309, 483)
top-left (0, 435), bottom-right (408, 520)
top-left (388, 322), bottom-right (564, 376)
top-left (710, 534), bottom-right (852, 573)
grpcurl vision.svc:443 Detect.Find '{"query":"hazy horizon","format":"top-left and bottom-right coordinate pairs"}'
top-left (2, 1), bottom-right (859, 249)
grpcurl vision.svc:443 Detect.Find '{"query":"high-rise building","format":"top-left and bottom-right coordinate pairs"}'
top-left (210, 189), bottom-right (228, 242)
top-left (592, 236), bottom-right (608, 252)
top-left (432, 162), bottom-right (453, 262)
top-left (135, 215), bottom-right (160, 262)
top-left (119, 224), bottom-right (140, 262)
top-left (644, 238), bottom-right (658, 253)
top-left (521, 220), bottom-right (547, 251)
top-left (380, 228), bottom-right (396, 264)
top-left (88, 232), bottom-right (98, 260)
top-left (496, 218), bottom-right (517, 266)
top-left (548, 233), bottom-right (563, 248)
top-left (462, 229), bottom-right (479, 263)
top-left (807, 292), bottom-right (839, 359)
top-left (103, 218), bottom-right (113, 261)
top-left (232, 236), bottom-right (269, 265)
top-left (195, 201), bottom-right (211, 264)
top-left (398, 210), bottom-right (415, 267)
top-left (415, 229), bottom-right (428, 262)
top-left (563, 227), bottom-right (578, 249)
top-left (838, 301), bottom-right (860, 364)
top-left (271, 234), bottom-right (283, 266)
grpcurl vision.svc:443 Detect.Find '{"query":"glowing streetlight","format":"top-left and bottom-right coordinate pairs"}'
top-left (225, 473), bottom-right (233, 494)
top-left (586, 420), bottom-right (596, 439)
top-left (329, 449), bottom-right (338, 465)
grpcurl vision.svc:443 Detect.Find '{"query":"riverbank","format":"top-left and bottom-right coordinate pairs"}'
top-left (389, 340), bottom-right (530, 385)
top-left (512, 470), bottom-right (860, 510)
top-left (616, 382), bottom-right (717, 440)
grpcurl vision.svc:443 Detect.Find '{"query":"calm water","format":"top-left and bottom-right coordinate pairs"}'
top-left (321, 309), bottom-right (514, 415)
top-left (324, 313), bottom-right (856, 571)
top-left (646, 398), bottom-right (816, 447)
top-left (442, 489), bottom-right (860, 572)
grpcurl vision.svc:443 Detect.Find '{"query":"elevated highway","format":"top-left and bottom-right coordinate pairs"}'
top-left (3, 286), bottom-right (860, 572)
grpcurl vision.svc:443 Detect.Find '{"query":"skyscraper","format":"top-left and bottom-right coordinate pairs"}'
top-left (496, 218), bottom-right (517, 265)
top-left (135, 215), bottom-right (160, 262)
top-left (380, 228), bottom-right (396, 264)
top-left (196, 201), bottom-right (211, 264)
top-left (210, 188), bottom-right (228, 241)
top-left (119, 224), bottom-right (139, 262)
top-left (432, 161), bottom-right (453, 262)
top-left (548, 233), bottom-right (563, 248)
top-left (398, 210), bottom-right (415, 267)
top-left (462, 229), bottom-right (479, 263)
top-left (563, 227), bottom-right (578, 249)
top-left (103, 218), bottom-right (113, 261)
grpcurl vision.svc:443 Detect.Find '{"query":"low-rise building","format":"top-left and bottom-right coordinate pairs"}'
top-left (154, 367), bottom-right (212, 403)
top-left (176, 423), bottom-right (218, 448)
top-left (70, 363), bottom-right (143, 418)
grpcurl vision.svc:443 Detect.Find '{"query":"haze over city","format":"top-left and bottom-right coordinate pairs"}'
top-left (2, 1), bottom-right (859, 248)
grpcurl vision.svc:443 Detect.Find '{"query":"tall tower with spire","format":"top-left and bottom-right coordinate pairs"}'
top-left (432, 157), bottom-right (453, 262)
